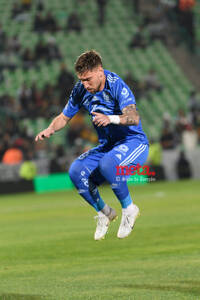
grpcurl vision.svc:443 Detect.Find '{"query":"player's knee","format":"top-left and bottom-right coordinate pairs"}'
top-left (68, 160), bottom-right (84, 183)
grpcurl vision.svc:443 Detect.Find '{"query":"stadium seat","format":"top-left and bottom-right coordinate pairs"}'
top-left (0, 0), bottom-right (195, 142)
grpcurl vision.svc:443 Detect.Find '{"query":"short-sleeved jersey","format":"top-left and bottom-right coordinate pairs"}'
top-left (63, 69), bottom-right (148, 146)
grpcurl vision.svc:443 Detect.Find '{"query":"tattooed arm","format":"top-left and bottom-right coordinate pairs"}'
top-left (120, 104), bottom-right (140, 126)
top-left (92, 105), bottom-right (140, 127)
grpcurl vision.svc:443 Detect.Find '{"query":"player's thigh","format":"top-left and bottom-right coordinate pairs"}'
top-left (69, 146), bottom-right (105, 181)
top-left (109, 139), bottom-right (149, 167)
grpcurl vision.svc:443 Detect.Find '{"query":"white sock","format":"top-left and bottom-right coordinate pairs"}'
top-left (122, 203), bottom-right (135, 214)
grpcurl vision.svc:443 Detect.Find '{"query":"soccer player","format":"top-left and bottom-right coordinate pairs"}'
top-left (35, 50), bottom-right (149, 240)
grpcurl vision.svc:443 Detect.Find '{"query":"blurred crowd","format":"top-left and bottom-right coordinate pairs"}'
top-left (0, 0), bottom-right (199, 178)
top-left (127, 0), bottom-right (196, 52)
top-left (160, 90), bottom-right (200, 150)
top-left (1, 63), bottom-right (74, 118)
top-left (124, 69), bottom-right (163, 100)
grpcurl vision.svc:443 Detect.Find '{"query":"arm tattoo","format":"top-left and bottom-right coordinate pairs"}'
top-left (120, 104), bottom-right (140, 126)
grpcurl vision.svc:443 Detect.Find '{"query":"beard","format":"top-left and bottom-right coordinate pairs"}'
top-left (90, 81), bottom-right (102, 94)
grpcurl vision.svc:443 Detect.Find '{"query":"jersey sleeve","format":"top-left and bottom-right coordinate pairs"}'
top-left (62, 83), bottom-right (81, 118)
top-left (114, 79), bottom-right (136, 111)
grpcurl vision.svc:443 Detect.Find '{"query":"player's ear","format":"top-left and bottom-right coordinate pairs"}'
top-left (99, 66), bottom-right (104, 77)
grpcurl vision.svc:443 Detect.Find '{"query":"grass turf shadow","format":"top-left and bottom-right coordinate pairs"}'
top-left (121, 280), bottom-right (200, 296)
top-left (0, 294), bottom-right (48, 300)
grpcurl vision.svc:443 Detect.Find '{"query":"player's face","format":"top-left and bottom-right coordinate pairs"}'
top-left (77, 66), bottom-right (105, 94)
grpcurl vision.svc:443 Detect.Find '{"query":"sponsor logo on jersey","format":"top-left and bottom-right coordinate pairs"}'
top-left (121, 87), bottom-right (129, 98)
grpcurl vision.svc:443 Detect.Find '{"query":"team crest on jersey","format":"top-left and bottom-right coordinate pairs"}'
top-left (121, 87), bottom-right (129, 98)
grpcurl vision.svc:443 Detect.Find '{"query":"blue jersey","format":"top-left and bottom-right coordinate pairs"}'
top-left (63, 69), bottom-right (148, 146)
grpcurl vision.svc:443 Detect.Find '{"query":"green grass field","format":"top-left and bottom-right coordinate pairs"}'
top-left (0, 180), bottom-right (200, 300)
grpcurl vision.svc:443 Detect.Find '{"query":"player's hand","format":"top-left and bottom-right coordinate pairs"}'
top-left (92, 112), bottom-right (110, 127)
top-left (35, 127), bottom-right (55, 141)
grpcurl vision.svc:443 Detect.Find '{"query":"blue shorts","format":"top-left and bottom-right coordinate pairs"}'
top-left (71, 137), bottom-right (149, 186)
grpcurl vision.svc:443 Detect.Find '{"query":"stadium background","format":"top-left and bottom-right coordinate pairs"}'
top-left (0, 0), bottom-right (200, 299)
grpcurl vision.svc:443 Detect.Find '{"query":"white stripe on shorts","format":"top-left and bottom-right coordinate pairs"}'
top-left (119, 144), bottom-right (143, 166)
top-left (119, 144), bottom-right (147, 166)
